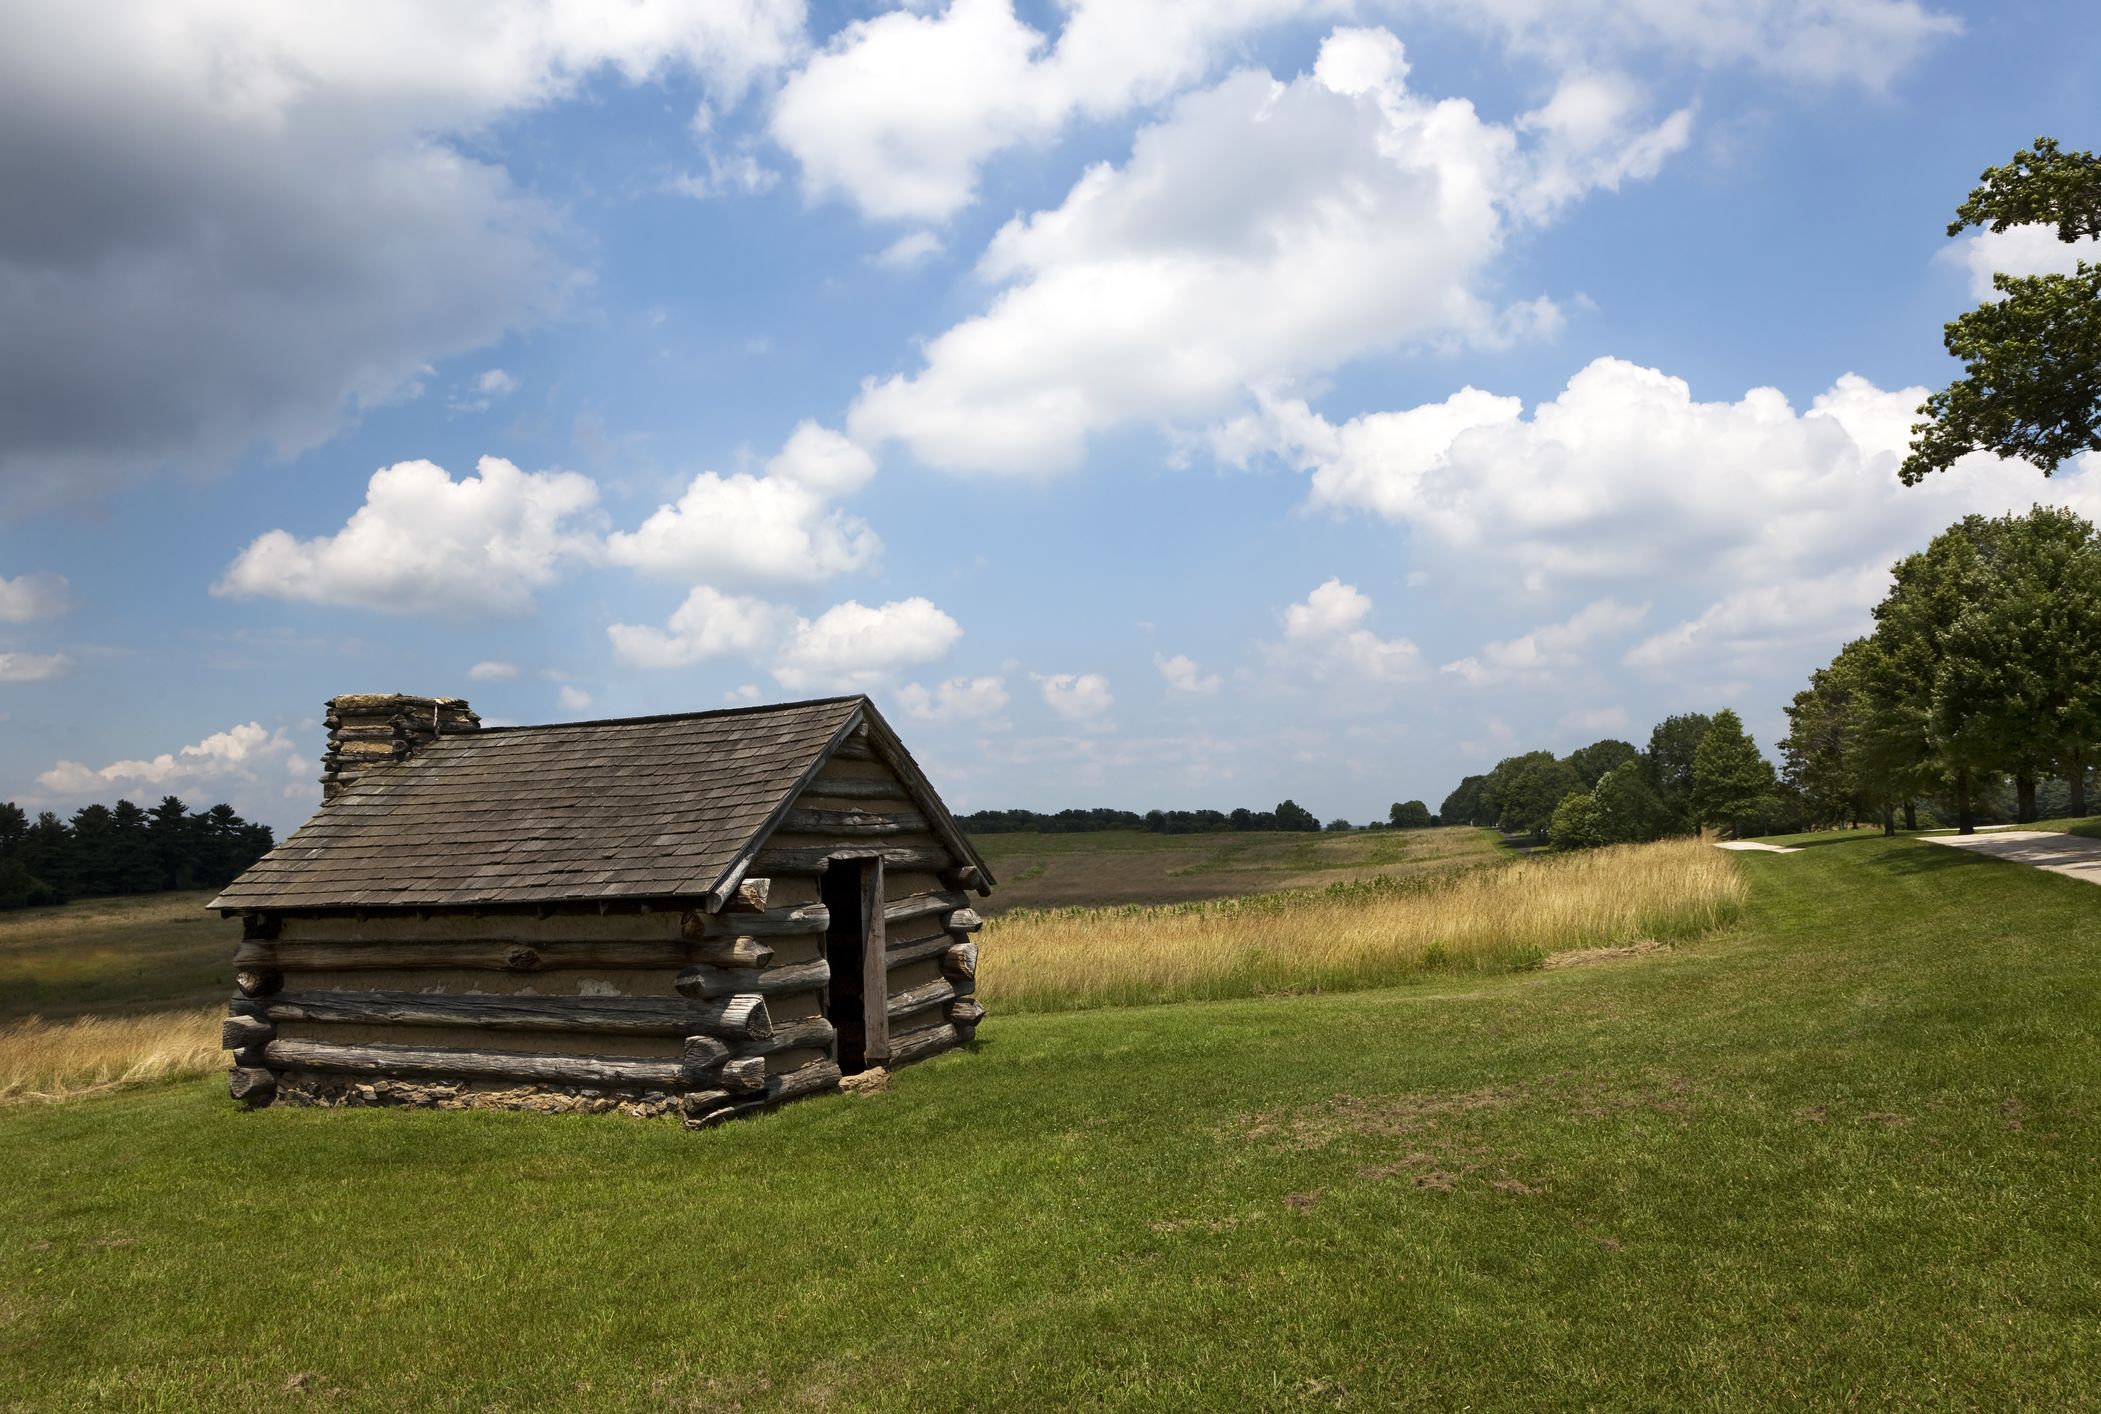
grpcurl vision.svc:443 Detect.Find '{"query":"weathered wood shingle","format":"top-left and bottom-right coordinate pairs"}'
top-left (212, 697), bottom-right (865, 911)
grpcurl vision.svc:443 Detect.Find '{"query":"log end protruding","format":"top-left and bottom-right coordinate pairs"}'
top-left (727, 877), bottom-right (772, 913)
top-left (941, 941), bottom-right (978, 982)
top-left (234, 967), bottom-right (283, 998)
top-left (680, 1034), bottom-right (731, 1075)
top-left (718, 1056), bottom-right (768, 1093)
top-left (222, 1013), bottom-right (275, 1050)
top-left (228, 1066), bottom-right (276, 1108)
top-left (948, 998), bottom-right (987, 1029)
top-left (719, 993), bottom-right (772, 1041)
top-left (240, 912), bottom-right (281, 941)
top-left (946, 908), bottom-right (983, 935)
top-left (691, 935), bottom-right (772, 969)
top-left (941, 864), bottom-right (990, 897)
top-left (766, 1058), bottom-right (843, 1106)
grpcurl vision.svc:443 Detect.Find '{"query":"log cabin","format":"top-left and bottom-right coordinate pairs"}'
top-left (210, 693), bottom-right (992, 1128)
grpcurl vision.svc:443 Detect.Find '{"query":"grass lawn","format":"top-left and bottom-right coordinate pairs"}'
top-left (5, 833), bottom-right (2100, 1408)
top-left (973, 825), bottom-right (1506, 912)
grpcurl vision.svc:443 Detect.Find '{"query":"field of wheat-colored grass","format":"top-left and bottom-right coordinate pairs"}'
top-left (978, 837), bottom-right (1745, 1013)
top-left (0, 1007), bottom-right (221, 1103)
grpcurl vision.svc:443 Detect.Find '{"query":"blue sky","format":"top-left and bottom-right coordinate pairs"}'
top-left (5, 0), bottom-right (2100, 834)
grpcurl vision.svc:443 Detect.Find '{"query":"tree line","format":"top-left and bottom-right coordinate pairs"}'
top-left (961, 801), bottom-right (1331, 835)
top-left (0, 798), bottom-right (277, 909)
top-left (1781, 505), bottom-right (2101, 835)
top-left (1440, 709), bottom-right (1795, 850)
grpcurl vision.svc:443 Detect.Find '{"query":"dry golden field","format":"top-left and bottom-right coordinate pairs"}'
top-left (977, 836), bottom-right (1746, 1013)
top-left (0, 1006), bottom-right (221, 1103)
top-left (971, 825), bottom-right (1507, 912)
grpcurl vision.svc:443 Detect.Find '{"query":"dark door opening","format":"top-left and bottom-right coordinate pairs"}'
top-left (820, 860), bottom-right (869, 1074)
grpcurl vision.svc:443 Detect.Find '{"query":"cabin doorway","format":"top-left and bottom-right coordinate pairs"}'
top-left (819, 858), bottom-right (888, 1074)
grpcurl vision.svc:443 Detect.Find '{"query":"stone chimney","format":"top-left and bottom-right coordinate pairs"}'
top-left (322, 693), bottom-right (480, 802)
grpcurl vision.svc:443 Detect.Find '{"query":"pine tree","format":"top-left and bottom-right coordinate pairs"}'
top-left (1691, 709), bottom-right (1777, 839)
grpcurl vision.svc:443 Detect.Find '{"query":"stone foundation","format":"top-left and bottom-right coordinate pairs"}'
top-left (270, 1070), bottom-right (680, 1119)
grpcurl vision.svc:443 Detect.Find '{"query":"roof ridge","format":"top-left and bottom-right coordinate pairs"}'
top-left (474, 694), bottom-right (866, 736)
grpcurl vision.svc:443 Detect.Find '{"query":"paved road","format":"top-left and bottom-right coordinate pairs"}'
top-left (1920, 829), bottom-right (2101, 887)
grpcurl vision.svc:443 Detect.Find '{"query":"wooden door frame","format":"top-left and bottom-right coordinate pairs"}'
top-left (830, 852), bottom-right (890, 1065)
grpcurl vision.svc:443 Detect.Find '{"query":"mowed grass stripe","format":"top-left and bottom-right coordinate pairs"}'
top-left (2, 833), bottom-right (2098, 1409)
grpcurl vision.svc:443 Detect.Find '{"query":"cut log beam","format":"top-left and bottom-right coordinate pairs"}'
top-left (236, 940), bottom-right (701, 972)
top-left (889, 977), bottom-right (956, 1022)
top-left (883, 890), bottom-right (970, 927)
top-left (941, 864), bottom-right (990, 896)
top-left (948, 998), bottom-right (986, 1028)
top-left (262, 1037), bottom-right (710, 1088)
top-left (235, 968), bottom-right (282, 997)
top-left (885, 932), bottom-right (956, 969)
top-left (680, 1035), bottom-right (731, 1071)
top-left (679, 1088), bottom-right (732, 1118)
top-left (688, 903), bottom-right (829, 940)
top-left (715, 1056), bottom-right (768, 1093)
top-left (688, 935), bottom-right (772, 969)
top-left (889, 1023), bottom-right (961, 1066)
top-left (674, 957), bottom-right (830, 1001)
top-left (221, 1014), bottom-right (275, 1050)
top-left (753, 846), bottom-right (951, 876)
top-left (228, 1066), bottom-right (276, 1107)
top-left (778, 807), bottom-right (930, 838)
top-left (830, 736), bottom-right (878, 762)
top-left (801, 774), bottom-right (908, 802)
top-left (742, 1015), bottom-right (837, 1058)
top-left (261, 989), bottom-right (773, 1041)
top-left (941, 941), bottom-right (977, 982)
top-left (723, 877), bottom-right (771, 913)
top-left (947, 908), bottom-right (983, 935)
top-left (766, 1057), bottom-right (843, 1104)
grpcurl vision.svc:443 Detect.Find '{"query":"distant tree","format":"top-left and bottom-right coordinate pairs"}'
top-left (1783, 644), bottom-right (1881, 830)
top-left (1564, 739), bottom-right (1640, 790)
top-left (1644, 713), bottom-right (1712, 835)
top-left (1547, 791), bottom-right (1606, 851)
top-left (1591, 761), bottom-right (1665, 843)
top-left (1388, 800), bottom-right (1433, 829)
top-left (1274, 799), bottom-right (1320, 832)
top-left (1904, 140), bottom-right (2101, 486)
top-left (1691, 709), bottom-right (1778, 838)
top-left (1488, 753), bottom-right (1585, 839)
top-left (1439, 775), bottom-right (1490, 827)
top-left (1325, 817), bottom-right (1353, 831)
top-left (108, 799), bottom-right (159, 894)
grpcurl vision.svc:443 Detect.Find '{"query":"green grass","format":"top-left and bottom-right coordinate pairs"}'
top-left (2027, 816), bottom-right (2101, 841)
top-left (970, 826), bottom-right (1506, 912)
top-left (4, 833), bottom-right (2100, 1407)
top-left (0, 891), bottom-right (233, 1022)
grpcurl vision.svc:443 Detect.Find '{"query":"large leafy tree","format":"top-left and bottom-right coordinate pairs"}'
top-left (1644, 713), bottom-right (1712, 834)
top-left (1936, 506), bottom-right (2101, 817)
top-left (1388, 800), bottom-right (1433, 829)
top-left (1564, 738), bottom-right (1639, 790)
top-left (1904, 139), bottom-right (2101, 486)
top-left (1691, 709), bottom-right (1777, 838)
top-left (1439, 774), bottom-right (1489, 827)
top-left (1484, 752), bottom-right (1584, 839)
top-left (1591, 760), bottom-right (1665, 843)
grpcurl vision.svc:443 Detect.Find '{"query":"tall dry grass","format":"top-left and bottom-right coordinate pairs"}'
top-left (0, 1007), bottom-right (221, 1104)
top-left (978, 837), bottom-right (1745, 1013)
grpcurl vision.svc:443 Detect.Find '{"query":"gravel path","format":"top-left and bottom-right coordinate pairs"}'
top-left (1920, 829), bottom-right (2101, 887)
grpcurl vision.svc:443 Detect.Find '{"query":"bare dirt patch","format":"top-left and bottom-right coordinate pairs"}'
top-left (1542, 939), bottom-right (1669, 970)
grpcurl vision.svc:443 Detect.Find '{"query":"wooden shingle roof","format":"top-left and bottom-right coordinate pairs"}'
top-left (212, 695), bottom-right (893, 912)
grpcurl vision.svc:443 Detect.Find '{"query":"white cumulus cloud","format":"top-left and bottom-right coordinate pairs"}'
top-left (0, 0), bottom-right (805, 511)
top-left (602, 422), bottom-right (878, 585)
top-left (1258, 579), bottom-right (1425, 695)
top-left (1441, 597), bottom-right (1649, 686)
top-left (897, 674), bottom-right (1010, 723)
top-left (1154, 652), bottom-right (1222, 694)
top-left (1948, 224), bottom-right (2101, 299)
top-left (0, 572), bottom-right (69, 623)
top-left (772, 0), bottom-right (1329, 223)
top-left (0, 652), bottom-right (71, 683)
top-left (467, 660), bottom-right (521, 681)
top-left (848, 26), bottom-right (1689, 475)
top-left (611, 591), bottom-right (963, 694)
top-left (37, 721), bottom-right (301, 801)
top-left (1034, 671), bottom-right (1115, 722)
top-left (607, 586), bottom-right (795, 669)
top-left (215, 456), bottom-right (603, 614)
